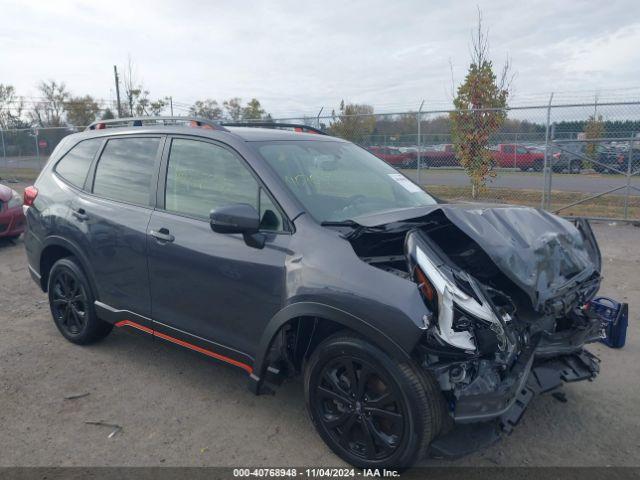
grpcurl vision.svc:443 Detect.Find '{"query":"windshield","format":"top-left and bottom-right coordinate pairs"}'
top-left (255, 140), bottom-right (436, 223)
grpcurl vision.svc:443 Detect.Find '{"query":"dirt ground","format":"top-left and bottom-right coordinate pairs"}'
top-left (0, 222), bottom-right (638, 468)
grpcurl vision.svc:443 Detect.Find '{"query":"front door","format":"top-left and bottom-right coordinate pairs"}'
top-left (147, 137), bottom-right (290, 364)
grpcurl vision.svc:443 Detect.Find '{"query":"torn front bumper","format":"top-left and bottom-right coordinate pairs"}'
top-left (454, 347), bottom-right (599, 429)
top-left (429, 341), bottom-right (600, 458)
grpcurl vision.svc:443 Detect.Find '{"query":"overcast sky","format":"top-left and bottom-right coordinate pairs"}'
top-left (1, 0), bottom-right (639, 117)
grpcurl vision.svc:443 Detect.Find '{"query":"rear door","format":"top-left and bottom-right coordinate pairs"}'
top-left (70, 135), bottom-right (164, 320)
top-left (146, 136), bottom-right (290, 362)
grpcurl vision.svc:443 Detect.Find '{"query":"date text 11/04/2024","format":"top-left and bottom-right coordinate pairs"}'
top-left (232, 468), bottom-right (400, 477)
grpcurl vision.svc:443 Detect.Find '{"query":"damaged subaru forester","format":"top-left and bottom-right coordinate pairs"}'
top-left (24, 118), bottom-right (612, 469)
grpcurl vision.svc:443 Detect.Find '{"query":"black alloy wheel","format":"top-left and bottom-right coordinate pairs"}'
top-left (48, 257), bottom-right (113, 344)
top-left (312, 356), bottom-right (405, 461)
top-left (305, 333), bottom-right (443, 469)
top-left (51, 270), bottom-right (88, 336)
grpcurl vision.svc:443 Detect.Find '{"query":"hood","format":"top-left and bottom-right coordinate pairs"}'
top-left (353, 204), bottom-right (601, 314)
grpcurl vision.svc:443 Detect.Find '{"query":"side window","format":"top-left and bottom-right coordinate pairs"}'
top-left (165, 138), bottom-right (258, 219)
top-left (502, 145), bottom-right (514, 154)
top-left (55, 138), bottom-right (103, 188)
top-left (93, 137), bottom-right (160, 206)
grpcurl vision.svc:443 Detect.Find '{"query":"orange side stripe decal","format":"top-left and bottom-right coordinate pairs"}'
top-left (115, 320), bottom-right (253, 374)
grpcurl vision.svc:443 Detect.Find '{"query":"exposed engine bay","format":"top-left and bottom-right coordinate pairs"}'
top-left (346, 204), bottom-right (605, 431)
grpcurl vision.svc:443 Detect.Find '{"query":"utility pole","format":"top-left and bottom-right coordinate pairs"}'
top-left (113, 65), bottom-right (122, 118)
top-left (416, 100), bottom-right (425, 184)
top-left (169, 96), bottom-right (174, 116)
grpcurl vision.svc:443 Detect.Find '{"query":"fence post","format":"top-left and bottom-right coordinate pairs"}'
top-left (34, 128), bottom-right (40, 165)
top-left (514, 132), bottom-right (518, 168)
top-left (542, 93), bottom-right (554, 210)
top-left (623, 133), bottom-right (634, 219)
top-left (0, 127), bottom-right (6, 167)
top-left (416, 100), bottom-right (424, 185)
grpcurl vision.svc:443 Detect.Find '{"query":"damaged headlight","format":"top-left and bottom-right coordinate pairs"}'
top-left (414, 246), bottom-right (509, 352)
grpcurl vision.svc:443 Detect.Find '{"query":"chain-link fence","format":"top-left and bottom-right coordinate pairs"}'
top-left (0, 125), bottom-right (83, 180)
top-left (268, 100), bottom-right (640, 221)
top-left (2, 100), bottom-right (639, 221)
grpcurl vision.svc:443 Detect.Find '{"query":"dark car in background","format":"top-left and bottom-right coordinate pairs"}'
top-left (23, 117), bottom-right (609, 469)
top-left (594, 144), bottom-right (639, 174)
top-left (531, 142), bottom-right (584, 174)
top-left (0, 183), bottom-right (25, 240)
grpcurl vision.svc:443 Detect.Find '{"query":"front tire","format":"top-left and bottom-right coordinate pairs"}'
top-left (304, 333), bottom-right (443, 469)
top-left (47, 257), bottom-right (113, 344)
top-left (569, 160), bottom-right (582, 174)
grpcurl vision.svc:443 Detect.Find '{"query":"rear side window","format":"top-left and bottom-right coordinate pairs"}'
top-left (93, 137), bottom-right (160, 206)
top-left (55, 138), bottom-right (103, 188)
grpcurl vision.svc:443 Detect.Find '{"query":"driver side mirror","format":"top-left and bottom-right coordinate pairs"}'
top-left (209, 203), bottom-right (265, 249)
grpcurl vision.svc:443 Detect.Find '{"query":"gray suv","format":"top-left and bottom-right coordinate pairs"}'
top-left (24, 117), bottom-right (606, 468)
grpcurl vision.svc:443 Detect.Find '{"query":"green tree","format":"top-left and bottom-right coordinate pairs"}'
top-left (102, 108), bottom-right (115, 120)
top-left (328, 100), bottom-right (376, 143)
top-left (31, 80), bottom-right (69, 127)
top-left (189, 99), bottom-right (223, 120)
top-left (242, 98), bottom-right (266, 120)
top-left (223, 98), bottom-right (243, 121)
top-left (450, 11), bottom-right (511, 198)
top-left (584, 114), bottom-right (604, 165)
top-left (65, 95), bottom-right (101, 127)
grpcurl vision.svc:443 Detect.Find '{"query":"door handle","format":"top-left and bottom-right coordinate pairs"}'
top-left (150, 228), bottom-right (175, 243)
top-left (72, 208), bottom-right (89, 221)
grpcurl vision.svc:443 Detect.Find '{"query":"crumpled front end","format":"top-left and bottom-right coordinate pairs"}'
top-left (399, 207), bottom-right (606, 455)
top-left (347, 204), bottom-right (608, 456)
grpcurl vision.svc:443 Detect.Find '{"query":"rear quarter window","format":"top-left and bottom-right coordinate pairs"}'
top-left (54, 138), bottom-right (103, 188)
top-left (92, 137), bottom-right (161, 206)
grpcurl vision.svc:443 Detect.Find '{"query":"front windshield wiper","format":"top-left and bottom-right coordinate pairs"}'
top-left (320, 219), bottom-right (360, 227)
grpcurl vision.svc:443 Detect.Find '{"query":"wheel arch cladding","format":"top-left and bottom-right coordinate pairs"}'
top-left (249, 302), bottom-right (412, 393)
top-left (39, 237), bottom-right (97, 296)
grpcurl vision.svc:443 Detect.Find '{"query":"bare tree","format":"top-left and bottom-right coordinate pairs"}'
top-left (120, 57), bottom-right (168, 116)
top-left (31, 80), bottom-right (69, 127)
top-left (223, 98), bottom-right (243, 121)
top-left (0, 84), bottom-right (26, 128)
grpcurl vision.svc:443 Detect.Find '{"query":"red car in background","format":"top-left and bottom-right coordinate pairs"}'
top-left (367, 146), bottom-right (417, 168)
top-left (419, 144), bottom-right (458, 167)
top-left (490, 144), bottom-right (545, 171)
top-left (0, 184), bottom-right (25, 240)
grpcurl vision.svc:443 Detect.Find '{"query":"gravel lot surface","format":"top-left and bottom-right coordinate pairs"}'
top-left (0, 223), bottom-right (638, 467)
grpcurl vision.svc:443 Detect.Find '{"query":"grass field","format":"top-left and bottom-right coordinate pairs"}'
top-left (427, 185), bottom-right (640, 220)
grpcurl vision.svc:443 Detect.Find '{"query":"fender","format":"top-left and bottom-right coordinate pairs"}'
top-left (249, 301), bottom-right (412, 394)
top-left (39, 235), bottom-right (99, 299)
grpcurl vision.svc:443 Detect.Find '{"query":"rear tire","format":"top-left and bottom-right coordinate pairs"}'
top-left (47, 257), bottom-right (113, 345)
top-left (533, 159), bottom-right (543, 172)
top-left (304, 333), bottom-right (443, 469)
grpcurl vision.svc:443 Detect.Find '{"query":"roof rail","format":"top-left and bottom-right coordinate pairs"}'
top-left (222, 122), bottom-right (328, 136)
top-left (85, 116), bottom-right (229, 131)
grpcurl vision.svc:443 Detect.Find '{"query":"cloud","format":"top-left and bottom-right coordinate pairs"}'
top-left (0, 0), bottom-right (638, 117)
